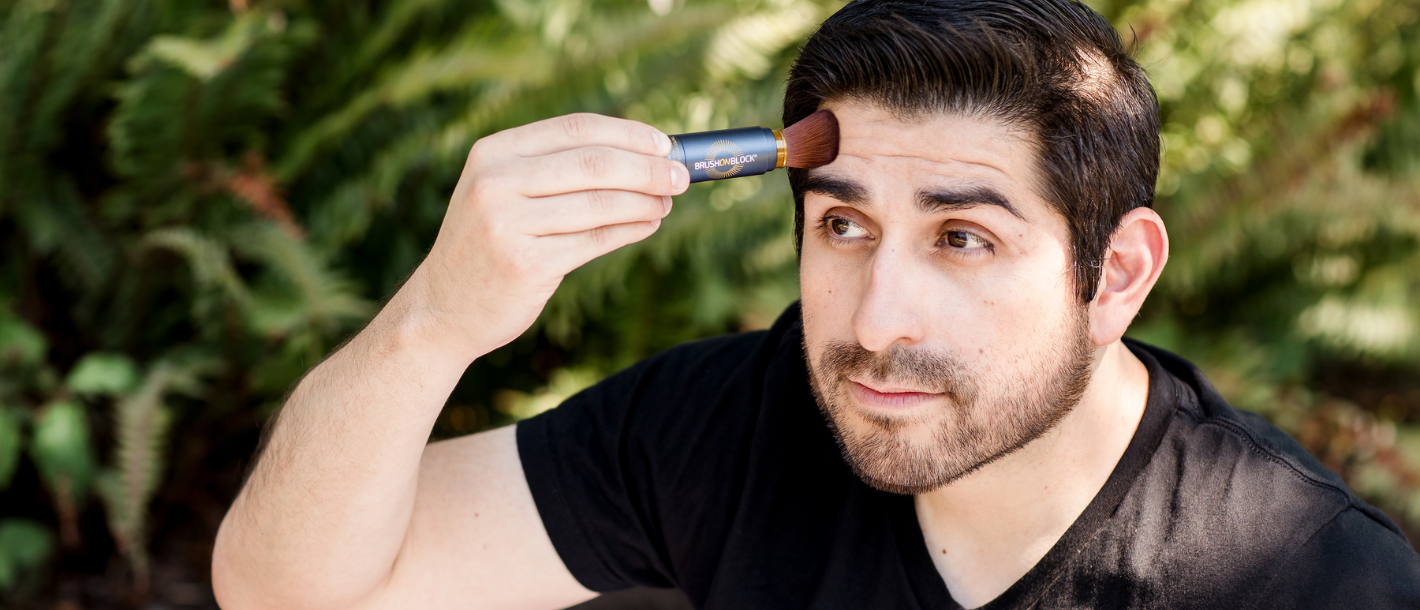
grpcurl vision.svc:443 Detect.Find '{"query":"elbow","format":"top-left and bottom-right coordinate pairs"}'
top-left (211, 517), bottom-right (386, 610)
top-left (210, 518), bottom-right (305, 610)
top-left (211, 519), bottom-right (273, 610)
top-left (211, 525), bottom-right (249, 610)
top-left (210, 543), bottom-right (242, 610)
top-left (212, 548), bottom-right (340, 610)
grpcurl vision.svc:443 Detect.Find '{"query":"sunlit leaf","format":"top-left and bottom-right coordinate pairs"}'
top-left (28, 400), bottom-right (94, 502)
top-left (65, 352), bottom-right (141, 396)
top-left (0, 314), bottom-right (46, 369)
top-left (135, 15), bottom-right (265, 82)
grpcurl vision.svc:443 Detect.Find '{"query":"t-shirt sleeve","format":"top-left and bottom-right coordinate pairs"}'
top-left (514, 332), bottom-right (772, 593)
top-left (1256, 506), bottom-right (1420, 609)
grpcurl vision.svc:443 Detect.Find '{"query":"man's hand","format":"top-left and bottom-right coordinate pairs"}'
top-left (411, 113), bottom-right (690, 360)
top-left (212, 114), bottom-right (688, 610)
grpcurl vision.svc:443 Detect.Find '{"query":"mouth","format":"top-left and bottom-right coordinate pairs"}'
top-left (847, 379), bottom-right (942, 410)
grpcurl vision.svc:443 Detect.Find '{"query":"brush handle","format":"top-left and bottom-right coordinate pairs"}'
top-left (667, 127), bottom-right (781, 184)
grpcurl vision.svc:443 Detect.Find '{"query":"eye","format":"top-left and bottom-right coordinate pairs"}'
top-left (828, 217), bottom-right (870, 239)
top-left (938, 229), bottom-right (991, 252)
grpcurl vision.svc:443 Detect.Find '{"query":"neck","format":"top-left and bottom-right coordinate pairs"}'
top-left (913, 339), bottom-right (1150, 609)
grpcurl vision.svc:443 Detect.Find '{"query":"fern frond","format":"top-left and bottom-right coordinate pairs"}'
top-left (137, 15), bottom-right (263, 82)
top-left (140, 226), bottom-right (254, 315)
top-left (97, 362), bottom-right (177, 593)
top-left (232, 222), bottom-right (372, 339)
top-left (0, 0), bottom-right (59, 199)
top-left (22, 0), bottom-right (134, 155)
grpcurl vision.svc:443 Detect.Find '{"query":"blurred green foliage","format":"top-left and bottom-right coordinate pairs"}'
top-left (0, 519), bottom-right (54, 591)
top-left (0, 0), bottom-right (1418, 604)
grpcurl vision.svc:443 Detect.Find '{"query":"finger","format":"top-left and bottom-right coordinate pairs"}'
top-left (538, 219), bottom-right (663, 273)
top-left (501, 146), bottom-right (689, 198)
top-left (520, 190), bottom-right (671, 237)
top-left (481, 113), bottom-right (672, 159)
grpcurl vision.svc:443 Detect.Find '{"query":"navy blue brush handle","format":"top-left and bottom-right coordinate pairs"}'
top-left (667, 127), bottom-right (778, 184)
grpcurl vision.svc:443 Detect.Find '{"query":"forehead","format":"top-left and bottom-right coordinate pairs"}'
top-left (810, 99), bottom-right (1052, 221)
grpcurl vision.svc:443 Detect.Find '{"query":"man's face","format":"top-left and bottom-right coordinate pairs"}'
top-left (799, 100), bottom-right (1097, 495)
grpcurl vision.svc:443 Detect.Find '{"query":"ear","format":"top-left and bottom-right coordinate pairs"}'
top-left (1089, 207), bottom-right (1169, 346)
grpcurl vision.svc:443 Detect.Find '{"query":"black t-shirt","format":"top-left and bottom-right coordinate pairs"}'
top-left (517, 304), bottom-right (1420, 609)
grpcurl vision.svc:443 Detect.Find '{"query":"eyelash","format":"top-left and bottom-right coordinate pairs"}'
top-left (935, 229), bottom-right (995, 258)
top-left (815, 216), bottom-right (868, 241)
top-left (815, 215), bottom-right (995, 258)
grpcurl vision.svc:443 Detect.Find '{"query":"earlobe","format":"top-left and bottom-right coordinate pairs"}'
top-left (1088, 208), bottom-right (1169, 345)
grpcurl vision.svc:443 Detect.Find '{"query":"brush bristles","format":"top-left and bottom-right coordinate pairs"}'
top-left (783, 110), bottom-right (840, 169)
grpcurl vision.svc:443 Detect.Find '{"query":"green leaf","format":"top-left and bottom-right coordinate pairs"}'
top-left (29, 400), bottom-right (94, 503)
top-left (0, 314), bottom-right (46, 368)
top-left (0, 406), bottom-right (21, 489)
top-left (136, 15), bottom-right (264, 82)
top-left (0, 519), bottom-right (55, 590)
top-left (65, 352), bottom-right (140, 396)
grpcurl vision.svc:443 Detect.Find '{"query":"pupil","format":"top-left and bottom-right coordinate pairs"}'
top-left (832, 219), bottom-right (850, 235)
top-left (947, 231), bottom-right (969, 247)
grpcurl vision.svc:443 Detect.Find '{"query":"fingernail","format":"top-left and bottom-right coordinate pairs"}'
top-left (662, 196), bottom-right (673, 215)
top-left (654, 129), bottom-right (672, 156)
top-left (670, 164), bottom-right (688, 190)
top-left (651, 219), bottom-right (662, 229)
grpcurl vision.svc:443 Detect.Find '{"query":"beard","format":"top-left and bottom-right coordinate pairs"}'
top-left (805, 307), bottom-right (1095, 495)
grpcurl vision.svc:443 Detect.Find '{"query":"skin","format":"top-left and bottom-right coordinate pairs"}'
top-left (212, 114), bottom-right (685, 610)
top-left (800, 99), bottom-right (1168, 607)
top-left (210, 101), bottom-right (1169, 609)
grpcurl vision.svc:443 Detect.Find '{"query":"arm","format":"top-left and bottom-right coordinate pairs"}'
top-left (211, 114), bottom-right (690, 610)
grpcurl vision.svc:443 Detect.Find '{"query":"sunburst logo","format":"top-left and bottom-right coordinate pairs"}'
top-left (695, 139), bottom-right (758, 179)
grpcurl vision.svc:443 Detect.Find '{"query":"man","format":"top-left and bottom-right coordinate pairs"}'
top-left (211, 0), bottom-right (1420, 608)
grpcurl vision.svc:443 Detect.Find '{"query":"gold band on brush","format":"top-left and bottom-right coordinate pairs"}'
top-left (773, 129), bottom-right (787, 169)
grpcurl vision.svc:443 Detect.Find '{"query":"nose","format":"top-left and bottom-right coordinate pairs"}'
top-left (851, 241), bottom-right (928, 352)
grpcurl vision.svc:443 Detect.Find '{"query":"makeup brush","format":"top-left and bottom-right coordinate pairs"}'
top-left (667, 109), bottom-right (839, 184)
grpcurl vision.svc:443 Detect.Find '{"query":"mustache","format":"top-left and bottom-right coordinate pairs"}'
top-left (817, 340), bottom-right (978, 405)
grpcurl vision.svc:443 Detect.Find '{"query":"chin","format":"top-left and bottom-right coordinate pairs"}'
top-left (825, 398), bottom-right (963, 494)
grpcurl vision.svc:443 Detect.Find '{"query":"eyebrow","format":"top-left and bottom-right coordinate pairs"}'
top-left (800, 173), bottom-right (869, 204)
top-left (801, 172), bottom-right (1025, 220)
top-left (919, 185), bottom-right (1024, 220)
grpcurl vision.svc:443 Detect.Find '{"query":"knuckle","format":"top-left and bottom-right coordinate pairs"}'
top-left (467, 171), bottom-right (502, 203)
top-left (587, 226), bottom-right (609, 248)
top-left (585, 189), bottom-right (614, 215)
top-left (562, 113), bottom-right (595, 142)
top-left (506, 249), bottom-right (537, 275)
top-left (467, 138), bottom-right (491, 165)
top-left (578, 148), bottom-right (609, 179)
top-left (482, 215), bottom-right (509, 240)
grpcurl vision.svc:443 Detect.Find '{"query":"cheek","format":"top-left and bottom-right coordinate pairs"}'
top-left (925, 251), bottom-right (1075, 359)
top-left (799, 239), bottom-right (863, 332)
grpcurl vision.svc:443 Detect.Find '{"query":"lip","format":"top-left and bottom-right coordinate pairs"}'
top-left (848, 380), bottom-right (942, 409)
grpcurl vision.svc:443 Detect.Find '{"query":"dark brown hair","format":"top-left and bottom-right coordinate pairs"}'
top-left (784, 0), bottom-right (1160, 303)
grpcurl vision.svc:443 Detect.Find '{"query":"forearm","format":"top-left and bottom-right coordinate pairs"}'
top-left (213, 270), bottom-right (477, 610)
top-left (212, 113), bottom-right (682, 609)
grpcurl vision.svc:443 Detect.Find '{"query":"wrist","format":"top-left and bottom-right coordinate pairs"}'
top-left (369, 266), bottom-right (486, 368)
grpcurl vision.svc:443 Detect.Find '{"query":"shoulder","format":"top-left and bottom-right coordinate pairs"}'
top-left (583, 302), bottom-right (803, 409)
top-left (1117, 341), bottom-right (1419, 605)
top-left (1256, 506), bottom-right (1420, 608)
top-left (511, 305), bottom-right (811, 592)
top-left (519, 303), bottom-right (806, 459)
top-left (1132, 340), bottom-right (1372, 518)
